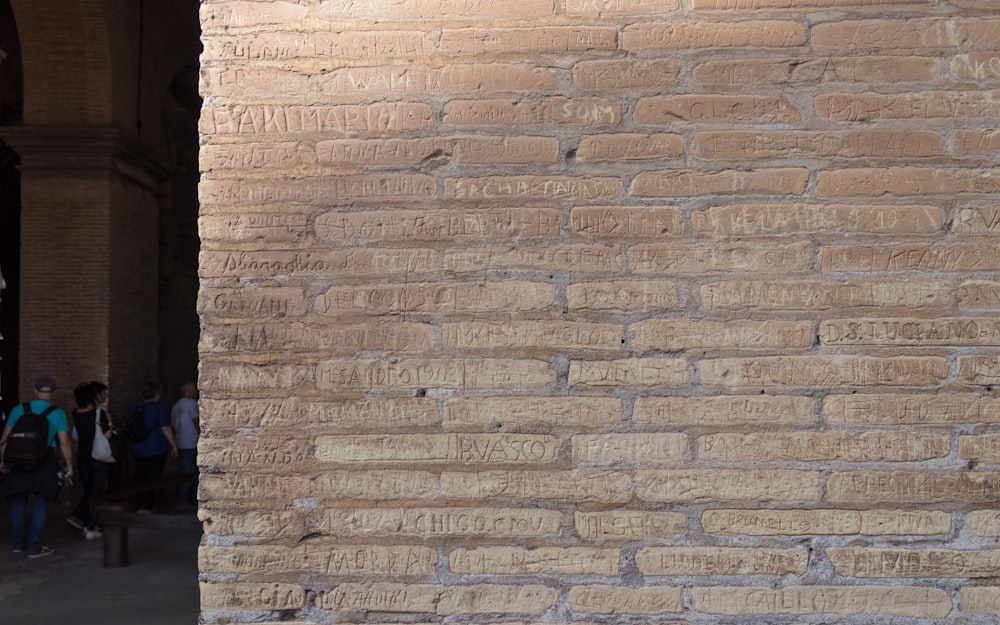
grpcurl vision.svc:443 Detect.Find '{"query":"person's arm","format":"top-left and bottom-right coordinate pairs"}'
top-left (0, 424), bottom-right (12, 473)
top-left (161, 425), bottom-right (179, 458)
top-left (57, 430), bottom-right (73, 483)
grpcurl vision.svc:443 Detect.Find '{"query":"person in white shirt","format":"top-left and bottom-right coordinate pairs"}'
top-left (170, 381), bottom-right (199, 509)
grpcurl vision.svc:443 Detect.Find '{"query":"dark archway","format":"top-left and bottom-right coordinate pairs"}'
top-left (0, 0), bottom-right (22, 408)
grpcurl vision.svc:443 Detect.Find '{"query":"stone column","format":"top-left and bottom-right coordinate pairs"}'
top-left (0, 125), bottom-right (167, 415)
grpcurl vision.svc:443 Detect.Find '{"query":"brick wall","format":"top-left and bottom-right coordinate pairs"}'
top-left (197, 0), bottom-right (1000, 622)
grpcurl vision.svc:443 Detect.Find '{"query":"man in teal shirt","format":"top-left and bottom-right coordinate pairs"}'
top-left (0, 376), bottom-right (73, 557)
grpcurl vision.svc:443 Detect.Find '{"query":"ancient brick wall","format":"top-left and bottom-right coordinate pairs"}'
top-left (197, 0), bottom-right (1000, 622)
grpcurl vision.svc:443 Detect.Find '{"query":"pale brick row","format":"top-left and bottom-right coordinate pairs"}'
top-left (702, 509), bottom-right (951, 535)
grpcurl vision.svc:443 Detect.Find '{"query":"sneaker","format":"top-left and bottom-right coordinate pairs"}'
top-left (27, 546), bottom-right (53, 559)
top-left (11, 546), bottom-right (23, 554)
top-left (83, 529), bottom-right (103, 540)
top-left (66, 516), bottom-right (84, 530)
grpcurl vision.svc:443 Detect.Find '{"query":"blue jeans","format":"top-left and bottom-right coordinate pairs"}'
top-left (10, 494), bottom-right (48, 554)
top-left (177, 448), bottom-right (197, 505)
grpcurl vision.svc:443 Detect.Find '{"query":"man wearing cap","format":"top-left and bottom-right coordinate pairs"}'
top-left (0, 376), bottom-right (73, 558)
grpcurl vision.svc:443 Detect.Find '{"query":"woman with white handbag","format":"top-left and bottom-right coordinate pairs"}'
top-left (66, 382), bottom-right (115, 539)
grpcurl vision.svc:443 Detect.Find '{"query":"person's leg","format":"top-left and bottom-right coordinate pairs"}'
top-left (176, 448), bottom-right (196, 505)
top-left (133, 454), bottom-right (165, 511)
top-left (87, 463), bottom-right (110, 531)
top-left (9, 495), bottom-right (26, 551)
top-left (26, 494), bottom-right (48, 555)
top-left (70, 461), bottom-right (95, 528)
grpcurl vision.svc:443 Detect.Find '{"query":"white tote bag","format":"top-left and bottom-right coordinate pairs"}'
top-left (91, 409), bottom-right (116, 463)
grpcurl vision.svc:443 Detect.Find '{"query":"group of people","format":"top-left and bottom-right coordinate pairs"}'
top-left (0, 377), bottom-right (199, 558)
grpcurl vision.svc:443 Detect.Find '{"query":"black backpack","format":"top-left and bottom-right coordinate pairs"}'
top-left (3, 403), bottom-right (54, 472)
top-left (124, 404), bottom-right (152, 443)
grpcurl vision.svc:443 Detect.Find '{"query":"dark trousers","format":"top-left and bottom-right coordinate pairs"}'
top-left (133, 453), bottom-right (167, 511)
top-left (71, 461), bottom-right (110, 530)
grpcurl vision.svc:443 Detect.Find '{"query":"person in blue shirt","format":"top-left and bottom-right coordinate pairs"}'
top-left (127, 381), bottom-right (178, 513)
top-left (0, 376), bottom-right (73, 557)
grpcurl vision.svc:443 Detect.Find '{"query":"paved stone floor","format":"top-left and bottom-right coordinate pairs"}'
top-left (0, 487), bottom-right (200, 625)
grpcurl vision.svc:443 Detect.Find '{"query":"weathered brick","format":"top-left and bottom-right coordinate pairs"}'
top-left (968, 511), bottom-right (1000, 536)
top-left (636, 547), bottom-right (807, 575)
top-left (316, 359), bottom-right (554, 390)
top-left (200, 544), bottom-right (436, 575)
top-left (572, 434), bottom-right (687, 464)
top-left (630, 242), bottom-right (811, 273)
top-left (450, 547), bottom-right (619, 575)
top-left (623, 21), bottom-right (805, 49)
top-left (441, 470), bottom-right (632, 502)
top-left (315, 136), bottom-right (559, 166)
top-left (313, 64), bottom-right (559, 96)
top-left (573, 59), bottom-right (682, 89)
top-left (569, 585), bottom-right (682, 613)
top-left (444, 396), bottom-right (621, 428)
top-left (960, 280), bottom-right (1000, 309)
top-left (317, 0), bottom-right (558, 20)
top-left (954, 206), bottom-right (1000, 235)
top-left (702, 279), bottom-right (950, 310)
top-left (315, 434), bottom-right (558, 464)
top-left (567, 281), bottom-right (680, 312)
top-left (200, 435), bottom-right (312, 469)
top-left (445, 176), bottom-right (623, 201)
top-left (201, 249), bottom-right (440, 279)
top-left (692, 586), bottom-right (951, 618)
top-left (200, 322), bottom-right (432, 354)
top-left (201, 142), bottom-right (301, 171)
top-left (439, 27), bottom-right (617, 55)
top-left (200, 68), bottom-right (310, 100)
top-left (202, 31), bottom-right (431, 61)
top-left (445, 245), bottom-right (622, 273)
top-left (700, 356), bottom-right (949, 387)
top-left (632, 168), bottom-right (808, 197)
top-left (203, 397), bottom-right (439, 430)
top-left (822, 243), bottom-right (1000, 271)
top-left (575, 511), bottom-right (686, 539)
top-left (692, 204), bottom-right (942, 235)
top-left (695, 130), bottom-right (943, 158)
top-left (695, 57), bottom-right (936, 87)
top-left (822, 317), bottom-right (1000, 346)
top-left (694, 0), bottom-right (929, 6)
top-left (959, 355), bottom-right (1000, 384)
top-left (569, 358), bottom-right (689, 387)
top-left (201, 582), bottom-right (306, 611)
top-left (817, 92), bottom-right (1000, 122)
top-left (829, 547), bottom-right (1000, 577)
top-left (443, 321), bottom-right (623, 351)
top-left (436, 584), bottom-right (558, 615)
top-left (318, 583), bottom-right (438, 612)
top-left (201, 470), bottom-right (439, 502)
top-left (201, 176), bottom-right (435, 206)
top-left (200, 212), bottom-right (308, 242)
top-left (634, 95), bottom-right (800, 124)
top-left (952, 53), bottom-right (1000, 80)
top-left (316, 282), bottom-right (555, 315)
top-left (825, 394), bottom-right (1000, 425)
top-left (636, 469), bottom-right (820, 502)
top-left (317, 582), bottom-right (558, 614)
top-left (315, 208), bottom-right (560, 242)
top-left (200, 362), bottom-right (309, 393)
top-left (702, 509), bottom-right (950, 535)
top-left (324, 507), bottom-right (563, 537)
top-left (699, 431), bottom-right (950, 462)
top-left (578, 133), bottom-right (683, 161)
top-left (199, 103), bottom-right (435, 137)
top-left (202, 509), bottom-right (308, 540)
top-left (634, 396), bottom-right (816, 427)
top-left (828, 470), bottom-right (1000, 504)
top-left (962, 587), bottom-right (1000, 615)
top-left (197, 287), bottom-right (306, 319)
top-left (200, 2), bottom-right (308, 31)
top-left (444, 97), bottom-right (622, 125)
top-left (632, 319), bottom-right (812, 350)
top-left (567, 0), bottom-right (680, 17)
top-left (571, 206), bottom-right (682, 237)
top-left (813, 19), bottom-right (957, 50)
